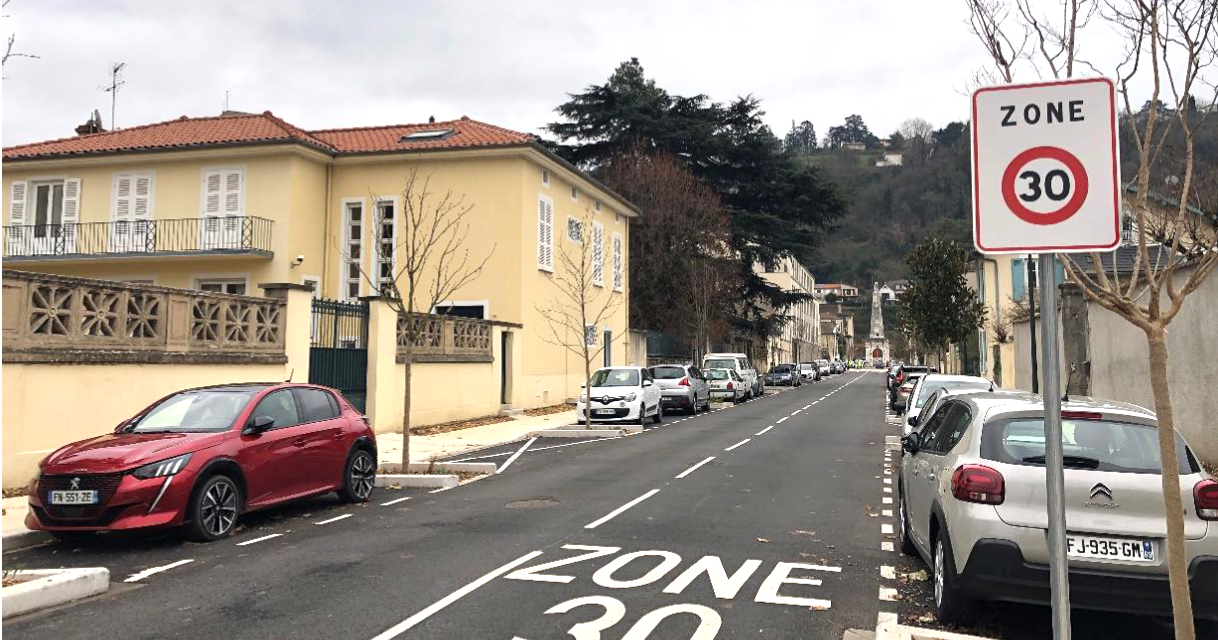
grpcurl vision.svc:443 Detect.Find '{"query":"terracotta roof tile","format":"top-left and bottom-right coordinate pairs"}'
top-left (3, 112), bottom-right (535, 160)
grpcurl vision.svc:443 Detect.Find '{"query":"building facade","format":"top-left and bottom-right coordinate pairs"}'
top-left (756, 256), bottom-right (819, 368)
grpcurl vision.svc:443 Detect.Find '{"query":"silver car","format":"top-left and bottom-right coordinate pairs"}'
top-left (897, 392), bottom-right (1218, 625)
top-left (704, 368), bottom-right (744, 404)
top-left (905, 374), bottom-right (993, 434)
top-left (648, 364), bottom-right (711, 415)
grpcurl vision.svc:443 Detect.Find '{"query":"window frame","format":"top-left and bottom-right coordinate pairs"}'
top-left (372, 196), bottom-right (398, 296)
top-left (340, 197), bottom-right (366, 301)
top-left (567, 216), bottom-right (583, 243)
top-left (249, 388), bottom-right (303, 431)
top-left (194, 276), bottom-right (249, 296)
top-left (291, 387), bottom-right (341, 424)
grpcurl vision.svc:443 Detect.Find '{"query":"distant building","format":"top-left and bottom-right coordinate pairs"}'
top-left (756, 256), bottom-right (819, 367)
top-left (842, 142), bottom-right (866, 152)
top-left (875, 153), bottom-right (903, 167)
top-left (814, 283), bottom-right (859, 299)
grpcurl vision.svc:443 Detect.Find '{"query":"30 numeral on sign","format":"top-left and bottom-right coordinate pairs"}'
top-left (1018, 169), bottom-right (1072, 203)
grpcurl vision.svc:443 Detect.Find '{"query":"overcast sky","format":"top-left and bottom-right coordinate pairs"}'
top-left (0, 0), bottom-right (1152, 148)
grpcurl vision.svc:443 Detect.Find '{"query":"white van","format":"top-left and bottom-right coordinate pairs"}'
top-left (701, 353), bottom-right (762, 400)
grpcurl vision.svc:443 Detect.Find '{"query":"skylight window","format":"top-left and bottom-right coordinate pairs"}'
top-left (400, 129), bottom-right (453, 142)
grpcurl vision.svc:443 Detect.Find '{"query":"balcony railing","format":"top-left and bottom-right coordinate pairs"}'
top-left (2, 216), bottom-right (273, 260)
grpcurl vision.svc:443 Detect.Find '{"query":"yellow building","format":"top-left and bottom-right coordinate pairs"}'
top-left (3, 111), bottom-right (637, 421)
top-left (756, 256), bottom-right (819, 366)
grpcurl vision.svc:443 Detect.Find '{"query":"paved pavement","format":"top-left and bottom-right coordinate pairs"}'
top-left (0, 371), bottom-right (1113, 640)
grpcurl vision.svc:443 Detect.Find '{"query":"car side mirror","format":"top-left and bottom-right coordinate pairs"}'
top-left (901, 433), bottom-right (920, 455)
top-left (244, 416), bottom-right (274, 435)
top-left (907, 415), bottom-right (920, 428)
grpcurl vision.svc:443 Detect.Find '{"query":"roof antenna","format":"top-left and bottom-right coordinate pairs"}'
top-left (286, 368), bottom-right (294, 383)
top-left (98, 62), bottom-right (127, 130)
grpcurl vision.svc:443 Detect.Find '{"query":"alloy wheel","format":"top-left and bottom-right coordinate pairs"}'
top-left (934, 539), bottom-right (946, 608)
top-left (201, 480), bottom-right (238, 537)
top-left (350, 453), bottom-right (375, 500)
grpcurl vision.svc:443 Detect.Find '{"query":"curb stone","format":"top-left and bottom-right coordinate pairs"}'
top-left (2, 567), bottom-right (110, 619)
top-left (1, 529), bottom-right (50, 552)
top-left (374, 474), bottom-right (459, 489)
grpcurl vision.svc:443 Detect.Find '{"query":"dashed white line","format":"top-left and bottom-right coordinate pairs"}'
top-left (882, 497), bottom-right (893, 505)
top-left (754, 426), bottom-right (774, 436)
top-left (880, 565), bottom-right (896, 579)
top-left (883, 487), bottom-right (892, 494)
top-left (124, 559), bottom-right (194, 583)
top-left (675, 456), bottom-right (716, 479)
top-left (881, 541), bottom-right (894, 551)
top-left (369, 550), bottom-right (544, 640)
top-left (315, 513), bottom-right (353, 525)
top-left (381, 496), bottom-right (412, 506)
top-left (802, 404), bottom-right (812, 410)
top-left (585, 489), bottom-right (660, 529)
top-left (724, 439), bottom-right (751, 451)
top-left (881, 523), bottom-right (894, 535)
top-left (776, 417), bottom-right (789, 424)
top-left (497, 436), bottom-right (537, 474)
top-left (881, 509), bottom-right (893, 517)
top-left (790, 409), bottom-right (802, 415)
top-left (236, 534), bottom-right (282, 546)
top-left (883, 478), bottom-right (892, 485)
top-left (879, 587), bottom-right (899, 601)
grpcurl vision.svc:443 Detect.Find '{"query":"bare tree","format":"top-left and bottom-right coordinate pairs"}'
top-left (535, 206), bottom-right (623, 429)
top-left (965, 1), bottom-right (1218, 636)
top-left (2, 0), bottom-right (39, 76)
top-left (340, 169), bottom-right (494, 469)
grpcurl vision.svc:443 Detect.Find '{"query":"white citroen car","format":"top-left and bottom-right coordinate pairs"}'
top-left (576, 366), bottom-right (663, 425)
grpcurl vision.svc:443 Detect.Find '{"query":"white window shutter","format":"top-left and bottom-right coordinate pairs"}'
top-left (223, 170), bottom-right (242, 215)
top-left (612, 233), bottom-right (623, 292)
top-left (61, 179), bottom-right (81, 225)
top-left (592, 222), bottom-right (604, 287)
top-left (134, 175), bottom-right (152, 220)
top-left (114, 176), bottom-right (133, 221)
top-left (537, 195), bottom-right (554, 271)
top-left (204, 171), bottom-right (222, 215)
top-left (9, 180), bottom-right (27, 225)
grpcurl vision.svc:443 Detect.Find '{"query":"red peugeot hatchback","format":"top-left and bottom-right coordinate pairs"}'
top-left (26, 383), bottom-right (377, 542)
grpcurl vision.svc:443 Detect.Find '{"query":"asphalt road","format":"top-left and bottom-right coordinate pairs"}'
top-left (5, 372), bottom-right (900, 640)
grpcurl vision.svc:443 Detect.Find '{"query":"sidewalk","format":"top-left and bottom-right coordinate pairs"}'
top-left (3, 496), bottom-right (31, 536)
top-left (376, 408), bottom-right (580, 465)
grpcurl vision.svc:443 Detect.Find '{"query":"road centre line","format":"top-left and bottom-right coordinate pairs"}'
top-left (802, 404), bottom-right (812, 410)
top-left (369, 550), bottom-right (544, 640)
top-left (776, 417), bottom-right (789, 424)
top-left (236, 534), bottom-right (282, 546)
top-left (381, 496), bottom-right (412, 506)
top-left (585, 489), bottom-right (661, 529)
top-left (724, 439), bottom-right (751, 451)
top-left (791, 409), bottom-right (802, 415)
top-left (675, 456), bottom-right (716, 479)
top-left (497, 437), bottom-right (537, 474)
top-left (755, 426), bottom-right (774, 436)
top-left (315, 514), bottom-right (353, 525)
top-left (124, 559), bottom-right (194, 583)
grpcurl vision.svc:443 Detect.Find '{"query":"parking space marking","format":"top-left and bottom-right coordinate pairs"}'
top-left (724, 439), bottom-right (750, 452)
top-left (381, 496), bottom-right (413, 506)
top-left (881, 542), bottom-right (894, 551)
top-left (879, 587), bottom-right (899, 601)
top-left (754, 426), bottom-right (773, 436)
top-left (883, 497), bottom-right (893, 504)
top-left (585, 489), bottom-right (661, 529)
top-left (497, 437), bottom-right (538, 474)
top-left (881, 509), bottom-right (892, 517)
top-left (370, 550), bottom-right (544, 640)
top-left (124, 559), bottom-right (194, 583)
top-left (883, 478), bottom-right (892, 485)
top-left (883, 487), bottom-right (892, 493)
top-left (880, 565), bottom-right (896, 579)
top-left (881, 524), bottom-right (894, 535)
top-left (675, 456), bottom-right (716, 479)
top-left (315, 514), bottom-right (353, 525)
top-left (236, 534), bottom-right (282, 546)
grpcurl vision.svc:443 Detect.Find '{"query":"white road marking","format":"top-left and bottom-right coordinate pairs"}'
top-left (755, 426), bottom-right (774, 436)
top-left (429, 486), bottom-right (453, 494)
top-left (879, 587), bottom-right (900, 601)
top-left (883, 487), bottom-right (892, 494)
top-left (236, 534), bottom-right (282, 546)
top-left (315, 514), bottom-right (353, 525)
top-left (776, 417), bottom-right (789, 424)
top-left (882, 510), bottom-right (893, 517)
top-left (883, 478), bottom-right (892, 485)
top-left (724, 439), bottom-right (750, 452)
top-left (881, 524), bottom-right (894, 535)
top-left (883, 497), bottom-right (893, 504)
top-left (497, 437), bottom-right (538, 474)
top-left (802, 404), bottom-right (812, 410)
top-left (369, 550), bottom-right (543, 640)
top-left (124, 559), bottom-right (194, 583)
top-left (675, 456), bottom-right (716, 479)
top-left (585, 489), bottom-right (661, 529)
top-left (881, 541), bottom-right (894, 551)
top-left (880, 565), bottom-right (896, 579)
top-left (381, 496), bottom-right (412, 506)
top-left (790, 410), bottom-right (802, 415)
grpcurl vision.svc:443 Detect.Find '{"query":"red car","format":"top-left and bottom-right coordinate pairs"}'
top-left (26, 383), bottom-right (377, 542)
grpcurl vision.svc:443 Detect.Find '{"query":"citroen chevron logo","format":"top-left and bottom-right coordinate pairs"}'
top-left (1090, 483), bottom-right (1113, 501)
top-left (1085, 483), bottom-right (1118, 508)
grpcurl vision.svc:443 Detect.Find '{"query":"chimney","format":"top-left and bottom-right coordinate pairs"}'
top-left (428, 115), bottom-right (435, 123)
top-left (75, 109), bottom-right (106, 136)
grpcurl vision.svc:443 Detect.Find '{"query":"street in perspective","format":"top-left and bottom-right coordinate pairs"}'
top-left (1, 2), bottom-right (1216, 639)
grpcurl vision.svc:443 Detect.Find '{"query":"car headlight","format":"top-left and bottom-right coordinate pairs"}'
top-left (623, 392), bottom-right (637, 402)
top-left (579, 393), bottom-right (587, 402)
top-left (131, 453), bottom-right (193, 479)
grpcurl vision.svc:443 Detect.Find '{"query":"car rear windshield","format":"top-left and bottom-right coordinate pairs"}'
top-left (914, 381), bottom-right (990, 408)
top-left (771, 365), bottom-right (792, 373)
top-left (704, 358), bottom-right (736, 370)
top-left (132, 389), bottom-right (259, 433)
top-left (981, 418), bottom-right (1198, 475)
top-left (651, 366), bottom-right (686, 379)
top-left (590, 369), bottom-right (639, 387)
top-left (704, 370), bottom-right (729, 380)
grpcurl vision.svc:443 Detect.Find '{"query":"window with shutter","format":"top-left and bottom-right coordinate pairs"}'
top-left (537, 194), bottom-right (554, 272)
top-left (7, 181), bottom-right (27, 253)
top-left (200, 168), bottom-right (243, 250)
top-left (612, 232), bottom-right (623, 292)
top-left (374, 198), bottom-right (396, 295)
top-left (592, 222), bottom-right (604, 287)
top-left (112, 173), bottom-right (154, 252)
top-left (1011, 259), bottom-right (1027, 300)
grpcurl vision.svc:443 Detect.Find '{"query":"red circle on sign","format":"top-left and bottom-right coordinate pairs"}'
top-left (1001, 146), bottom-right (1089, 226)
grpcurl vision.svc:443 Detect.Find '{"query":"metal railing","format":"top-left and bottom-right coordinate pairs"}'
top-left (3, 216), bottom-right (274, 259)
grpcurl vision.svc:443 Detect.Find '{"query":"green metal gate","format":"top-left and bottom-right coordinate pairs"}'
top-left (308, 298), bottom-right (368, 412)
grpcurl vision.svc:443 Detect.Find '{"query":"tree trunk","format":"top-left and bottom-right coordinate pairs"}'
top-left (583, 350), bottom-right (593, 430)
top-left (401, 339), bottom-right (413, 470)
top-left (1146, 328), bottom-right (1196, 640)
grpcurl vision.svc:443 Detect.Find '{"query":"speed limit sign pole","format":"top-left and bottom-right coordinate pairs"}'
top-left (971, 77), bottom-right (1121, 640)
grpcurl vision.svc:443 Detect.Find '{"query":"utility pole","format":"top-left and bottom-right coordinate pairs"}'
top-left (99, 62), bottom-right (126, 130)
top-left (1028, 255), bottom-right (1039, 393)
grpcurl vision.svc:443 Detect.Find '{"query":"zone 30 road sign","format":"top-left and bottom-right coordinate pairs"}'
top-left (971, 77), bottom-right (1121, 254)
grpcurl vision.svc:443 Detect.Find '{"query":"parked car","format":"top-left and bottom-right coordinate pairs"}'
top-left (817, 359), bottom-right (833, 376)
top-left (702, 353), bottom-right (762, 400)
top-left (797, 362), bottom-right (820, 382)
top-left (832, 359), bottom-right (846, 374)
top-left (888, 364), bottom-right (903, 391)
top-left (764, 363), bottom-right (801, 387)
top-left (896, 393), bottom-right (1218, 626)
top-left (649, 364), bottom-right (711, 414)
top-left (905, 375), bottom-right (993, 432)
top-left (890, 364), bottom-right (934, 405)
top-left (705, 368), bottom-right (745, 404)
top-left (577, 366), bottom-right (663, 425)
top-left (26, 383), bottom-right (377, 542)
top-left (893, 373), bottom-right (925, 413)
